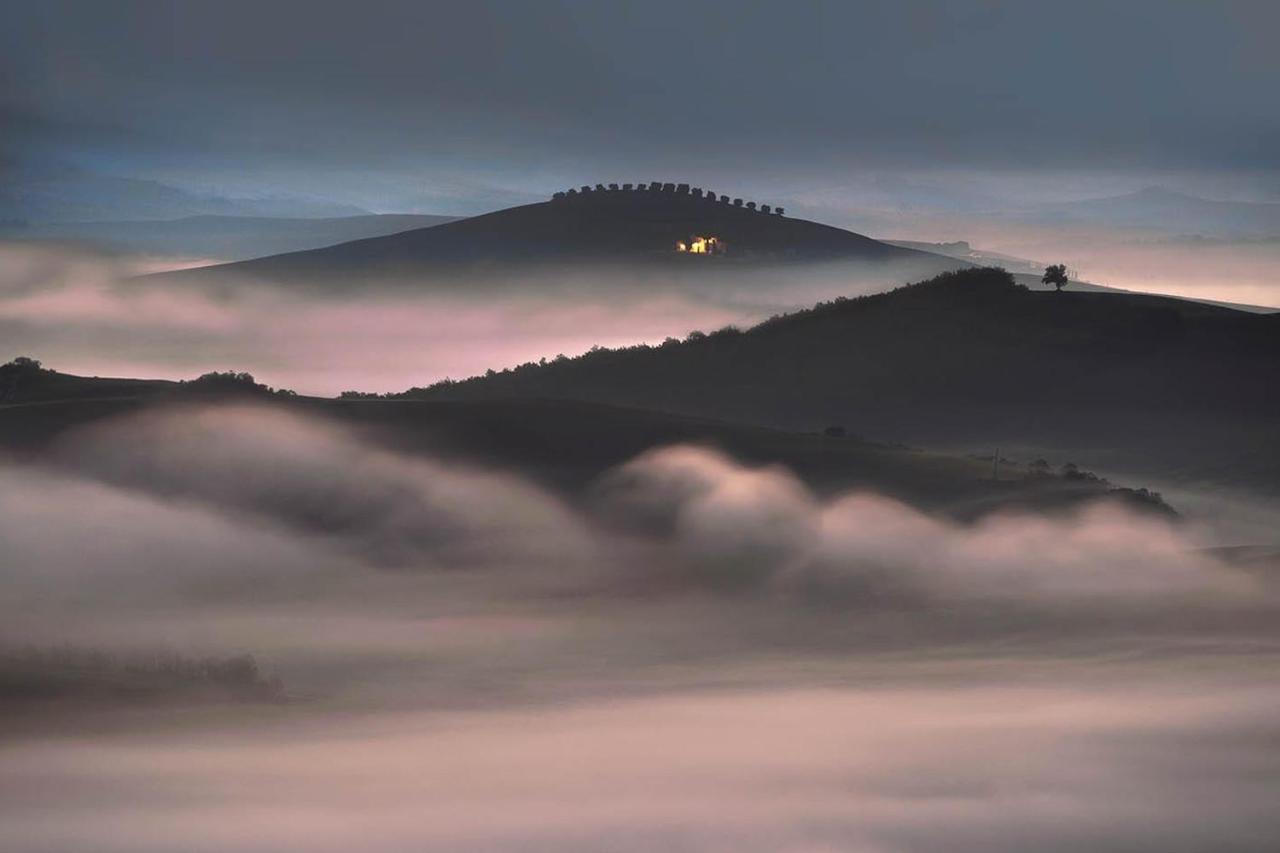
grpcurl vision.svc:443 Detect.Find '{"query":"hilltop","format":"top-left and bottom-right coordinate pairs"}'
top-left (144, 182), bottom-right (961, 289)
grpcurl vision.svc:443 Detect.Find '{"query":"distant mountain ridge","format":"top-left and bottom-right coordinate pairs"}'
top-left (1, 213), bottom-right (459, 261)
top-left (1028, 186), bottom-right (1280, 237)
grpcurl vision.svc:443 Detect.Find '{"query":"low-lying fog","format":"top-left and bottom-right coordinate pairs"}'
top-left (3, 406), bottom-right (1278, 851)
top-left (6, 233), bottom-right (1274, 399)
top-left (0, 241), bottom-right (938, 396)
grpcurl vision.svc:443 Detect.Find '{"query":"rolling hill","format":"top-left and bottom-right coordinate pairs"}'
top-left (144, 183), bottom-right (963, 289)
top-left (404, 267), bottom-right (1280, 492)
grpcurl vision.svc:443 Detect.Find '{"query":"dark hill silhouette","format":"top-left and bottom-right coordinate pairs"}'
top-left (0, 385), bottom-right (1169, 522)
top-left (146, 184), bottom-right (960, 288)
top-left (404, 268), bottom-right (1280, 492)
top-left (0, 357), bottom-right (174, 405)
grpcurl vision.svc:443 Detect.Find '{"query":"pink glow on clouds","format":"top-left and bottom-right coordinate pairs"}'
top-left (0, 242), bottom-right (745, 394)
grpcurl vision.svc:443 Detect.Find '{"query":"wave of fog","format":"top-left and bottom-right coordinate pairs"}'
top-left (3, 405), bottom-right (1271, 665)
top-left (599, 446), bottom-right (1253, 605)
top-left (54, 405), bottom-right (592, 569)
top-left (4, 406), bottom-right (1278, 852)
top-left (0, 240), bottom-right (955, 395)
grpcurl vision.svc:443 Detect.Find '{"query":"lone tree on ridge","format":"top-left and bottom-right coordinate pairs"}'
top-left (1042, 263), bottom-right (1069, 292)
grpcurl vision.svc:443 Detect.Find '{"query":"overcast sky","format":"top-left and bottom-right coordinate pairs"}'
top-left (3, 0), bottom-right (1279, 212)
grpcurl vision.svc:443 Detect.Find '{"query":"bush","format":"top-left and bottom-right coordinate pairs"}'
top-left (180, 370), bottom-right (296, 398)
top-left (2, 356), bottom-right (42, 372)
top-left (0, 356), bottom-right (49, 403)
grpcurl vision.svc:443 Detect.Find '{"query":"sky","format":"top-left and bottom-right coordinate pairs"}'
top-left (4, 0), bottom-right (1280, 213)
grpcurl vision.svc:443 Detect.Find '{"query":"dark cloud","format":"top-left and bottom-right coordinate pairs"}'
top-left (4, 1), bottom-right (1279, 210)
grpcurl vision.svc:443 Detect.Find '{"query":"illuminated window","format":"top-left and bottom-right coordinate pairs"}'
top-left (675, 235), bottom-right (724, 255)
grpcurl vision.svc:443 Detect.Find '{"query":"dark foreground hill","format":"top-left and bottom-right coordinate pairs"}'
top-left (144, 183), bottom-right (960, 289)
top-left (0, 368), bottom-right (1167, 522)
top-left (406, 268), bottom-right (1280, 492)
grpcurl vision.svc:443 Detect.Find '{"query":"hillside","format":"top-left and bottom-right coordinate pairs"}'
top-left (0, 213), bottom-right (458, 262)
top-left (145, 183), bottom-right (961, 289)
top-left (407, 268), bottom-right (1280, 492)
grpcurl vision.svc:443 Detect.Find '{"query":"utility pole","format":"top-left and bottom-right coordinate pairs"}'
top-left (992, 447), bottom-right (1000, 481)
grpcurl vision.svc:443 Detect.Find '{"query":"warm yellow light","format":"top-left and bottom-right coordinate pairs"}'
top-left (676, 235), bottom-right (722, 254)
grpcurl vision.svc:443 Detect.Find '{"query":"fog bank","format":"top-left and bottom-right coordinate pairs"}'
top-left (3, 406), bottom-right (1278, 852)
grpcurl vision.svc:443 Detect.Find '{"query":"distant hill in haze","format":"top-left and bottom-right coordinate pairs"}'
top-left (407, 267), bottom-right (1280, 492)
top-left (146, 183), bottom-right (963, 289)
top-left (1028, 187), bottom-right (1280, 237)
top-left (0, 213), bottom-right (459, 261)
top-left (885, 239), bottom-right (1049, 276)
top-left (0, 164), bottom-right (369, 224)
